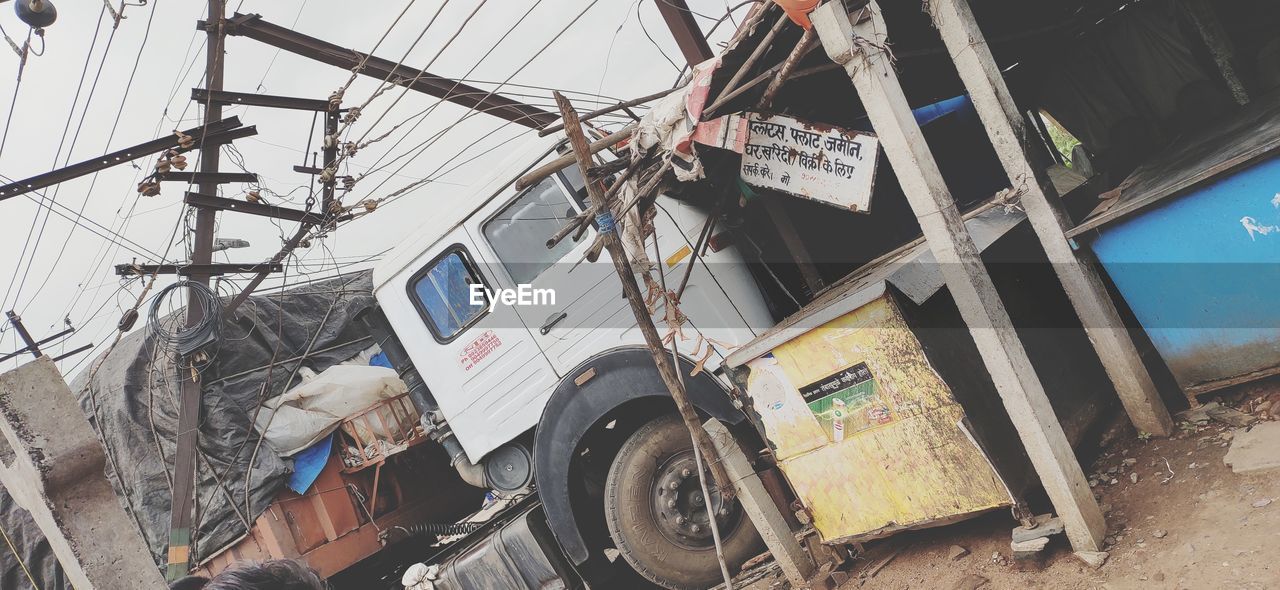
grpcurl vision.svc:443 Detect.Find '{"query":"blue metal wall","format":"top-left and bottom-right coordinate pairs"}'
top-left (1088, 155), bottom-right (1280, 394)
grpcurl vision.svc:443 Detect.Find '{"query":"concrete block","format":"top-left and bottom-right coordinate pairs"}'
top-left (0, 357), bottom-right (166, 590)
top-left (705, 419), bottom-right (817, 586)
top-left (1223, 421), bottom-right (1280, 474)
top-left (1011, 514), bottom-right (1065, 543)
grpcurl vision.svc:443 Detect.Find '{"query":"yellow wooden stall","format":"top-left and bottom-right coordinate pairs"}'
top-left (730, 291), bottom-right (1012, 544)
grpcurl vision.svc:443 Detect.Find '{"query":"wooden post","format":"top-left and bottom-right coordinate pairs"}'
top-left (762, 197), bottom-right (825, 298)
top-left (169, 0), bottom-right (225, 579)
top-left (1181, 0), bottom-right (1249, 105)
top-left (552, 92), bottom-right (735, 499)
top-left (926, 0), bottom-right (1175, 438)
top-left (811, 1), bottom-right (1105, 551)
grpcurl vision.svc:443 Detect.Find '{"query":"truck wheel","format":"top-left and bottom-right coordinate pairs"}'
top-left (605, 414), bottom-right (764, 589)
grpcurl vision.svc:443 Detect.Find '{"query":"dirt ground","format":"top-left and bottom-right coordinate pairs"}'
top-left (742, 379), bottom-right (1280, 590)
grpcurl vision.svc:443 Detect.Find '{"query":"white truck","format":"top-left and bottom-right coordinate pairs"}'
top-left (362, 133), bottom-right (781, 589)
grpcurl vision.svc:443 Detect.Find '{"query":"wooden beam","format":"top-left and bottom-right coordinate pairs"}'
top-left (0, 117), bottom-right (243, 201)
top-left (223, 13), bottom-right (556, 129)
top-left (1181, 0), bottom-right (1249, 105)
top-left (191, 88), bottom-right (332, 112)
top-left (184, 192), bottom-right (324, 224)
top-left (552, 92), bottom-right (735, 501)
top-left (160, 171), bottom-right (258, 184)
top-left (115, 262), bottom-right (284, 277)
top-left (514, 124), bottom-right (635, 190)
top-left (926, 0), bottom-right (1174, 438)
top-left (812, 1), bottom-right (1105, 552)
top-left (653, 0), bottom-right (715, 65)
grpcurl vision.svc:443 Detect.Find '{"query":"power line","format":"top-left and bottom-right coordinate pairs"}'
top-left (0, 174), bottom-right (171, 262)
top-left (352, 0), bottom-right (550, 179)
top-left (59, 2), bottom-right (221, 330)
top-left (317, 0), bottom-right (459, 175)
top-left (0, 25), bottom-right (34, 163)
top-left (18, 0), bottom-right (165, 312)
top-left (4, 3), bottom-right (121, 313)
top-left (254, 0), bottom-right (310, 93)
top-left (355, 0), bottom-right (604, 200)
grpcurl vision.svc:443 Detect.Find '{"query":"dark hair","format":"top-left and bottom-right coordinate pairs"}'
top-left (169, 575), bottom-right (211, 590)
top-left (204, 560), bottom-right (327, 590)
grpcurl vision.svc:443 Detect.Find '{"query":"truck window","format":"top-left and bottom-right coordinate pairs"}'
top-left (483, 177), bottom-right (581, 285)
top-left (411, 249), bottom-right (487, 342)
top-left (559, 166), bottom-right (589, 207)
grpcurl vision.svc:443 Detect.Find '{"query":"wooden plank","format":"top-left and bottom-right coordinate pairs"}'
top-left (926, 0), bottom-right (1174, 438)
top-left (812, 1), bottom-right (1106, 552)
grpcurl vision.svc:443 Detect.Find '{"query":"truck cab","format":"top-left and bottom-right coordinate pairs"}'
top-left (369, 133), bottom-right (775, 588)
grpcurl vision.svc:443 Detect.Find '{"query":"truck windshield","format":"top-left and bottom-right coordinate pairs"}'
top-left (483, 177), bottom-right (581, 284)
top-left (413, 250), bottom-right (487, 341)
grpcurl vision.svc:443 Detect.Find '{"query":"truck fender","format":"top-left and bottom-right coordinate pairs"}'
top-left (532, 346), bottom-right (745, 565)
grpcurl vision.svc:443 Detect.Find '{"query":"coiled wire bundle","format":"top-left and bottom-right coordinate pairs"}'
top-left (148, 280), bottom-right (222, 355)
top-left (394, 521), bottom-right (484, 539)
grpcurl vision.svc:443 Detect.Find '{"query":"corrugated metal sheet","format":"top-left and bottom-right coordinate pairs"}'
top-left (1069, 94), bottom-right (1280, 237)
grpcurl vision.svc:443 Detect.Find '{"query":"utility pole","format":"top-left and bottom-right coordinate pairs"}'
top-left (166, 0), bottom-right (225, 580)
top-left (652, 0), bottom-right (714, 67)
top-left (1, 311), bottom-right (92, 363)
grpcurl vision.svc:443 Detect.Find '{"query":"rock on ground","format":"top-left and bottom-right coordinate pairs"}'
top-left (951, 573), bottom-right (989, 590)
top-left (1223, 421), bottom-right (1280, 474)
top-left (1074, 551), bottom-right (1109, 570)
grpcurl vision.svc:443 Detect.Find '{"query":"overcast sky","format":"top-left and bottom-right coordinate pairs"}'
top-left (0, 0), bottom-right (752, 377)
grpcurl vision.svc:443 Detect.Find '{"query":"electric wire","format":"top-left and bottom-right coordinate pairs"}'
top-left (0, 26), bottom-right (33, 164)
top-left (0, 520), bottom-right (40, 590)
top-left (352, 0), bottom-right (605, 204)
top-left (328, 0), bottom-right (487, 172)
top-left (19, 0), bottom-right (165, 312)
top-left (3, 5), bottom-right (117, 313)
top-left (148, 280), bottom-right (221, 352)
top-left (0, 174), bottom-right (172, 262)
top-left (59, 3), bottom-right (219, 338)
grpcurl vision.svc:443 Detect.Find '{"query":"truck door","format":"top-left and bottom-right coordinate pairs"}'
top-left (467, 173), bottom-right (621, 376)
top-left (387, 226), bottom-right (559, 463)
top-left (472, 171), bottom-right (762, 377)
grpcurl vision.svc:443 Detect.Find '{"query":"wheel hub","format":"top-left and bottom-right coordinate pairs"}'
top-left (651, 450), bottom-right (740, 549)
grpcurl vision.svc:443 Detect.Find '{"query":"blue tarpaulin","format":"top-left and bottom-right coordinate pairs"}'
top-left (287, 434), bottom-right (334, 494)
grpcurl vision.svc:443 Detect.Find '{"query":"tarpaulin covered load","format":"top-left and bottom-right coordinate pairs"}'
top-left (0, 271), bottom-right (377, 588)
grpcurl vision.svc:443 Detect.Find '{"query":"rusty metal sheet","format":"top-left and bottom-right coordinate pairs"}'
top-left (741, 295), bottom-right (1011, 543)
top-left (740, 112), bottom-right (880, 212)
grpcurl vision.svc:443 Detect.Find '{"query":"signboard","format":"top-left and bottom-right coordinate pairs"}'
top-left (797, 362), bottom-right (895, 442)
top-left (739, 113), bottom-right (879, 212)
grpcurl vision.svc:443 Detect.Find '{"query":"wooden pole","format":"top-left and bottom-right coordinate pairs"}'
top-left (926, 0), bottom-right (1174, 437)
top-left (167, 1), bottom-right (225, 579)
top-left (537, 88), bottom-right (678, 136)
top-left (514, 124), bottom-right (635, 191)
top-left (552, 91), bottom-right (735, 500)
top-left (1181, 0), bottom-right (1249, 105)
top-left (812, 1), bottom-right (1105, 552)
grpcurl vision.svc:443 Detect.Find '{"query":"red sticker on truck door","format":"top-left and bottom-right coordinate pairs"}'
top-left (458, 330), bottom-right (502, 371)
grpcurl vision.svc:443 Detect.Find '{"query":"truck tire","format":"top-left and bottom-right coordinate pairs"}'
top-left (604, 414), bottom-right (764, 589)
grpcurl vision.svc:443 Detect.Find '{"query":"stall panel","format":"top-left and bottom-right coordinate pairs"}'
top-left (741, 294), bottom-right (1011, 543)
top-left (1088, 154), bottom-right (1280, 396)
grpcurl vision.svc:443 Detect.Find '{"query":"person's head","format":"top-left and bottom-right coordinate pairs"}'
top-left (203, 560), bottom-right (327, 590)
